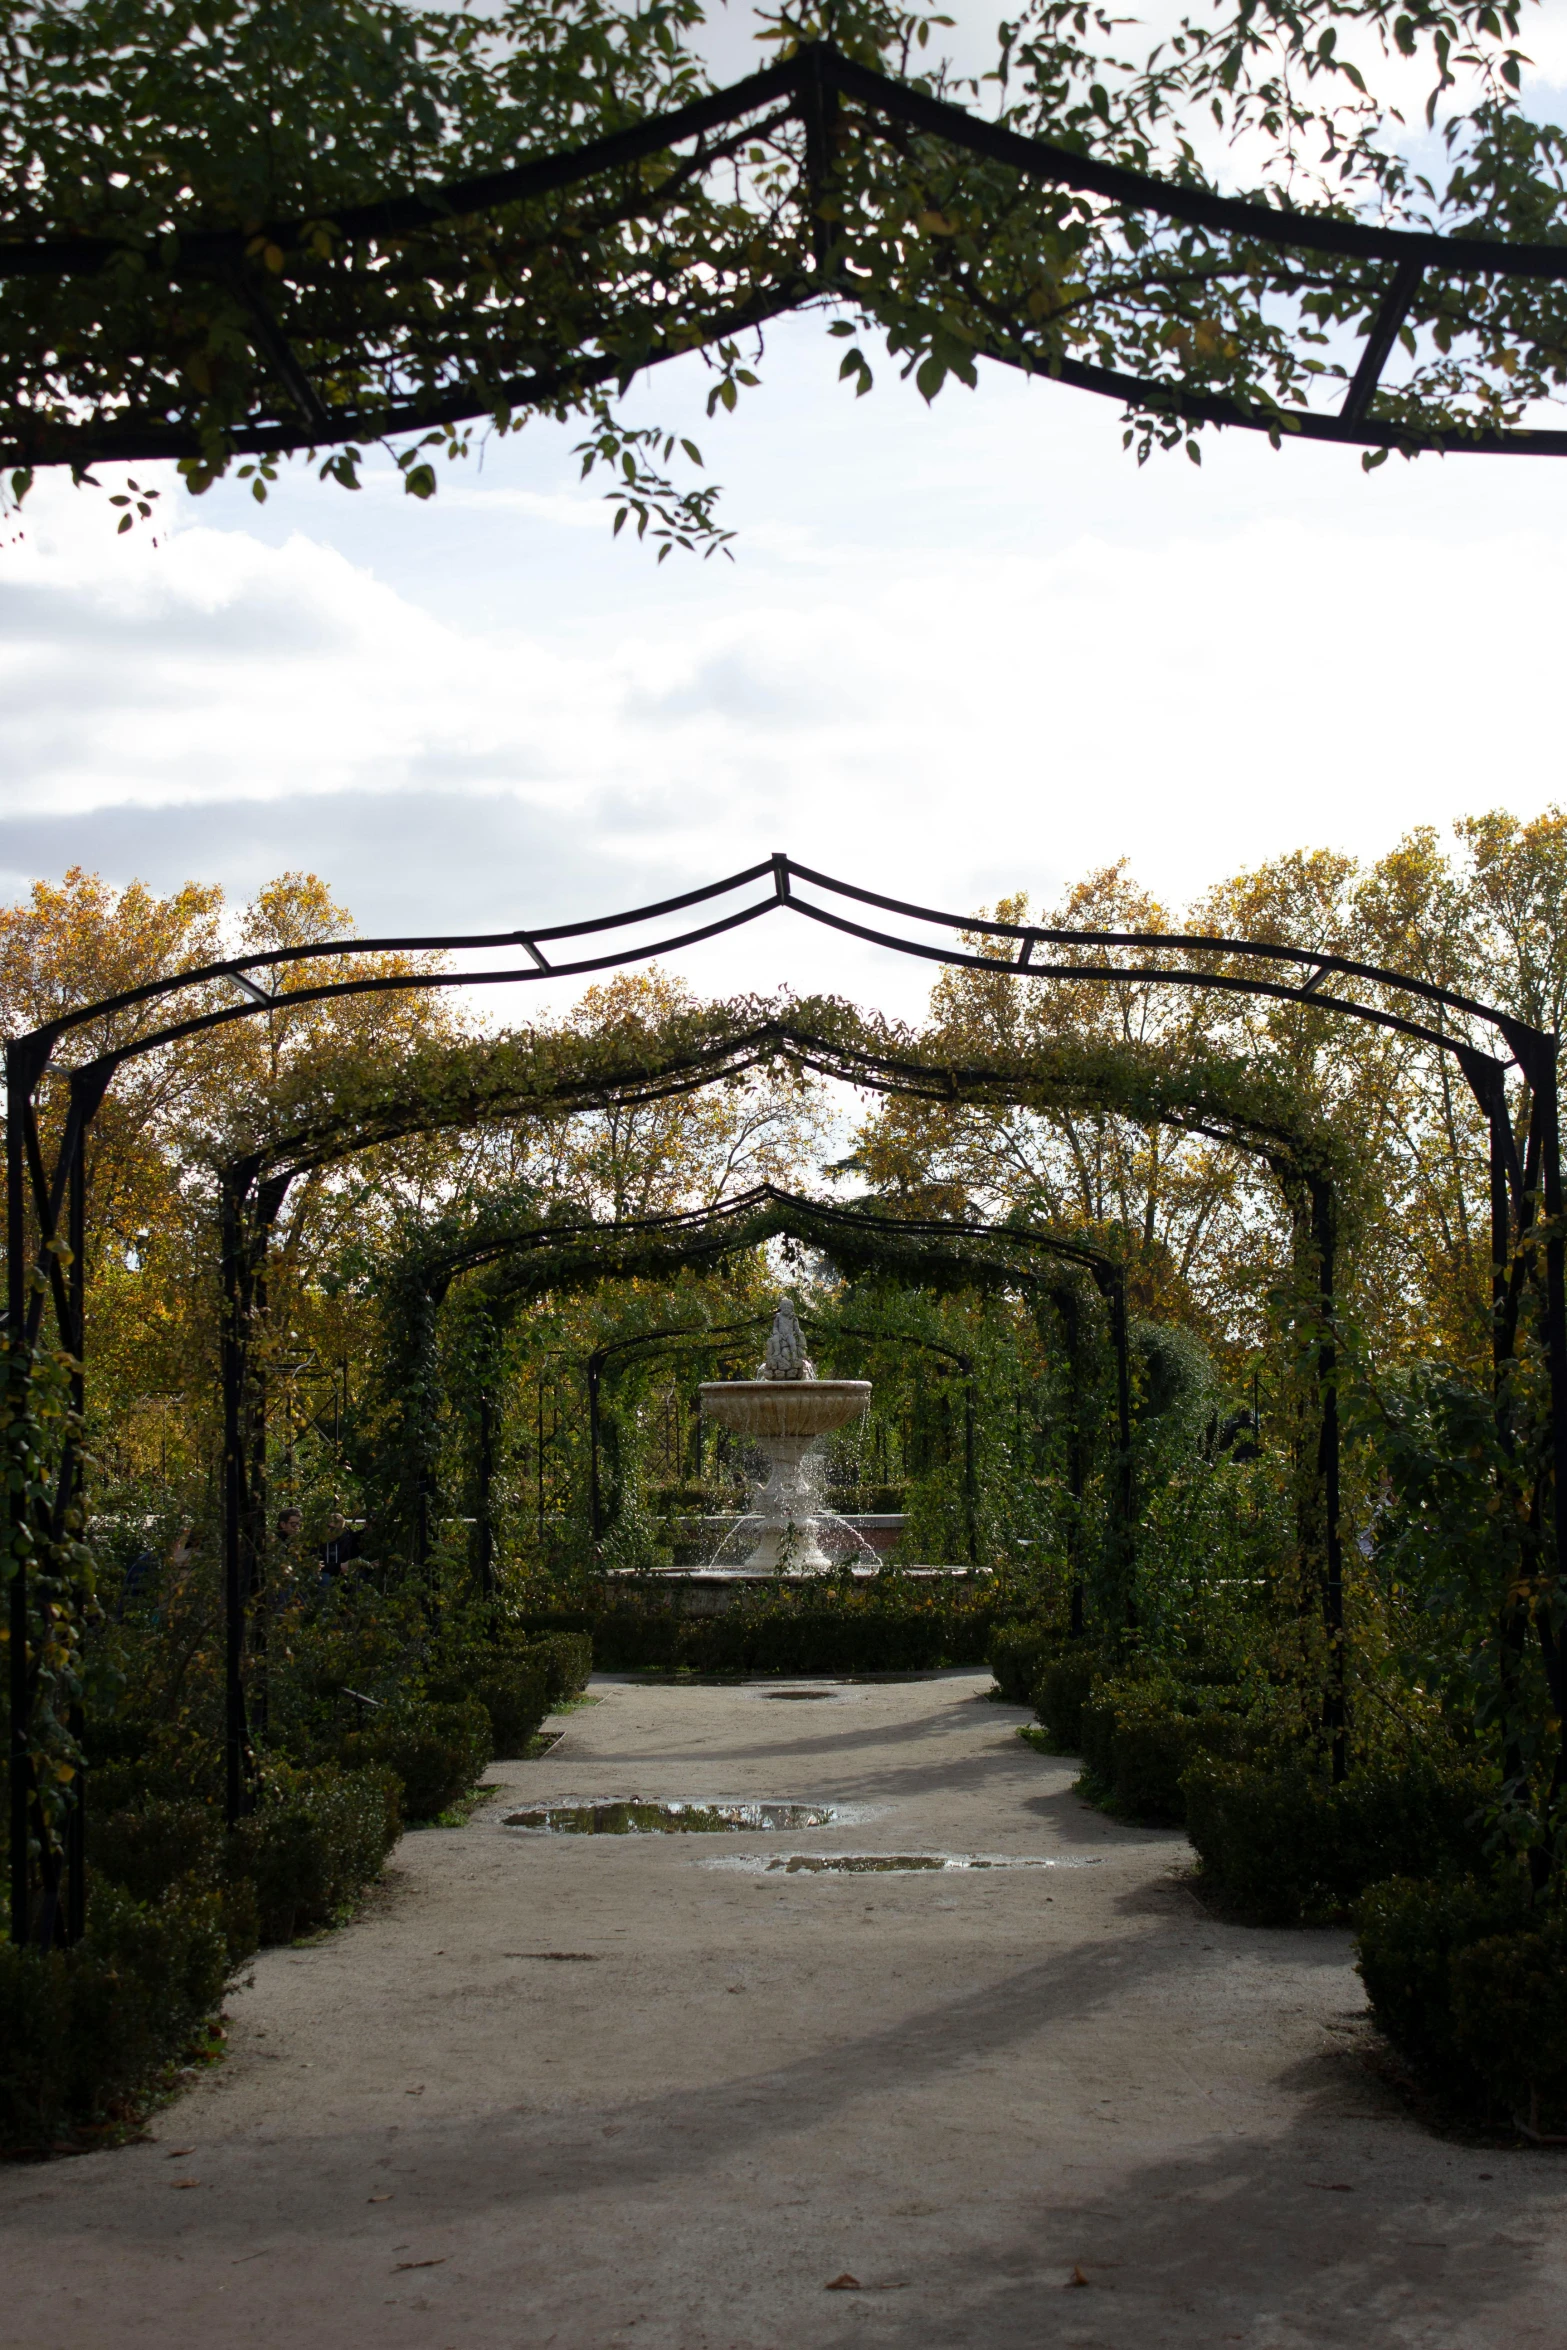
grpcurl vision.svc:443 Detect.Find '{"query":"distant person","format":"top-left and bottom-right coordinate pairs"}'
top-left (319, 1508), bottom-right (362, 1586)
top-left (118, 1538), bottom-right (160, 1617)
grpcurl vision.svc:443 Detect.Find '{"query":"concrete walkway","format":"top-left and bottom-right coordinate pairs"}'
top-left (5, 1672), bottom-right (1564, 2348)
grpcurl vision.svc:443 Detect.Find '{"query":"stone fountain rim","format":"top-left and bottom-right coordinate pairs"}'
top-left (696, 1378), bottom-right (871, 1395)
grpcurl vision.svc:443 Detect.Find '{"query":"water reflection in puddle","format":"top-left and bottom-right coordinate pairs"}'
top-left (504, 1799), bottom-right (837, 1835)
top-left (704, 1851), bottom-right (1105, 1874)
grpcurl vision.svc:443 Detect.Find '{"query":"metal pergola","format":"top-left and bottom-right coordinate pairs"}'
top-left (392, 1179), bottom-right (1137, 1571)
top-left (5, 41), bottom-right (1567, 476)
top-left (6, 854), bottom-right (1554, 1945)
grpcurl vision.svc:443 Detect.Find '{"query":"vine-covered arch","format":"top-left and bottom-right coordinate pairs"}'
top-left (374, 1181), bottom-right (1138, 1591)
top-left (6, 858), bottom-right (1549, 1947)
top-left (8, 32), bottom-right (1567, 499)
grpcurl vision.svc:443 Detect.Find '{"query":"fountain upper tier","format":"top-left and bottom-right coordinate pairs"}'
top-left (696, 1380), bottom-right (870, 1443)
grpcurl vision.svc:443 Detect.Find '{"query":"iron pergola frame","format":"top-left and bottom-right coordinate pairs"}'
top-left (5, 853), bottom-right (1553, 1944)
top-left (393, 1182), bottom-right (1136, 1580)
top-left (6, 41), bottom-right (1567, 477)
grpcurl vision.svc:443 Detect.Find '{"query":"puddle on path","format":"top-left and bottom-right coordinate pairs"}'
top-left (503, 1799), bottom-right (837, 1835)
top-left (703, 1851), bottom-right (1106, 1874)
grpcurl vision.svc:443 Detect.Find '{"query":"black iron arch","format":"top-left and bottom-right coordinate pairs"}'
top-left (389, 1182), bottom-right (1136, 1581)
top-left (6, 856), bottom-right (1552, 1946)
top-left (7, 43), bottom-right (1567, 472)
top-left (205, 1006), bottom-right (1341, 1847)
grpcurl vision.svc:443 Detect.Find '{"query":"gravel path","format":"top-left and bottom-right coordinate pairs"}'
top-left (4, 1671), bottom-right (1563, 2347)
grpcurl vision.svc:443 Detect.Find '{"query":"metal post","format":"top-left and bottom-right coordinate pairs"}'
top-left (1101, 1271), bottom-right (1136, 1626)
top-left (1529, 1054), bottom-right (1567, 1831)
top-left (6, 1048), bottom-right (30, 1942)
top-left (64, 1116), bottom-right (86, 1944)
top-left (1537, 1055), bottom-right (1567, 1596)
top-left (1311, 1176), bottom-right (1347, 1783)
top-left (477, 1389), bottom-right (496, 1604)
top-left (1487, 1100), bottom-right (1528, 1792)
top-left (962, 1359), bottom-right (977, 1566)
top-left (1060, 1289), bottom-right (1086, 1638)
top-left (220, 1176), bottom-right (249, 1829)
top-left (588, 1353), bottom-right (603, 1545)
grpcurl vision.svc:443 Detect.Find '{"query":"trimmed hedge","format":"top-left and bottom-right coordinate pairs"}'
top-left (341, 1697), bottom-right (491, 1822)
top-left (1075, 1677), bottom-right (1278, 1824)
top-left (528, 1630), bottom-right (593, 1706)
top-left (451, 1630), bottom-right (595, 1756)
top-left (1185, 1757), bottom-right (1493, 1925)
top-left (1355, 1872), bottom-right (1567, 2124)
top-left (0, 1880), bottom-right (229, 2149)
top-left (988, 1622), bottom-right (1059, 1707)
top-left (1033, 1648), bottom-right (1099, 1750)
top-left (88, 1796), bottom-right (222, 1904)
top-left (468, 1660), bottom-right (550, 1758)
top-left (591, 1602), bottom-right (987, 1676)
top-left (510, 1589), bottom-right (997, 1677)
top-left (230, 1762), bottom-right (403, 1941)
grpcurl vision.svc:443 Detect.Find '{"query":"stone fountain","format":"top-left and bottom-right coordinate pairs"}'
top-left (698, 1300), bottom-right (870, 1574)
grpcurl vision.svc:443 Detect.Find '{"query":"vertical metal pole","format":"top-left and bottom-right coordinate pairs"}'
top-left (962, 1361), bottom-right (977, 1566)
top-left (536, 1377), bottom-right (545, 1550)
top-left (1311, 1176), bottom-right (1347, 1783)
top-left (1490, 1105), bottom-right (1511, 1374)
top-left (1488, 1100), bottom-right (1527, 1793)
top-left (7, 1048), bottom-right (30, 1943)
top-left (65, 1115), bottom-right (86, 1945)
top-left (798, 41), bottom-right (839, 279)
top-left (477, 1390), bottom-right (496, 1604)
top-left (1052, 1286), bottom-right (1086, 1639)
top-left (1067, 1323), bottom-right (1085, 1637)
top-left (220, 1179), bottom-right (248, 1829)
top-left (1106, 1272), bottom-right (1136, 1627)
top-left (1537, 1053), bottom-right (1567, 1598)
top-left (247, 1253), bottom-right (269, 1740)
top-left (1530, 1053), bottom-right (1567, 1837)
top-left (588, 1355), bottom-right (603, 1545)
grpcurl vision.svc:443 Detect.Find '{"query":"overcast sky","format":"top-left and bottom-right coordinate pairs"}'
top-left (6, 3), bottom-right (1566, 1024)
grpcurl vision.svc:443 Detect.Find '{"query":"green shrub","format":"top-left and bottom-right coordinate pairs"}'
top-left (1187, 1757), bottom-right (1494, 1925)
top-left (1033, 1648), bottom-right (1099, 1749)
top-left (988, 1621), bottom-right (1058, 1707)
top-left (1449, 1930), bottom-right (1567, 2124)
top-left (230, 1761), bottom-right (402, 1942)
top-left (0, 1880), bottom-right (229, 2149)
top-left (342, 1696), bottom-right (491, 1822)
top-left (1078, 1679), bottom-right (1257, 1823)
top-left (471, 1658), bottom-right (551, 1758)
top-left (588, 1590), bottom-right (995, 1676)
top-left (1183, 1761), bottom-right (1338, 1920)
top-left (528, 1630), bottom-right (593, 1706)
top-left (424, 1628), bottom-right (591, 1756)
top-left (88, 1795), bottom-right (259, 1962)
top-left (1354, 1872), bottom-right (1567, 2120)
top-left (87, 1798), bottom-right (222, 1904)
top-left (1082, 1690), bottom-right (1194, 1823)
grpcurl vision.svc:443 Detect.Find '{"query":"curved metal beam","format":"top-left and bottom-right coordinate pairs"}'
top-left (5, 45), bottom-right (1567, 468)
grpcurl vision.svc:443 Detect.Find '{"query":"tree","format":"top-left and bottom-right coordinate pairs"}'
top-left (467, 967), bottom-right (830, 1217)
top-left (850, 869), bottom-right (1267, 1339)
top-left (851, 811), bottom-right (1567, 1369)
top-left (0, 0), bottom-right (1561, 554)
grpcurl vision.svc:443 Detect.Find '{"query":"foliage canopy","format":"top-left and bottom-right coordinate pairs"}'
top-left (2, 0), bottom-right (1565, 549)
